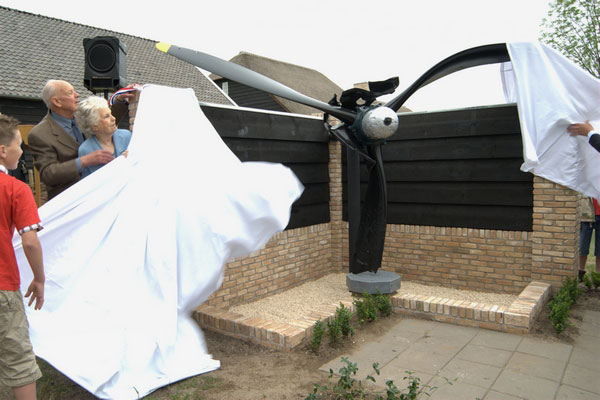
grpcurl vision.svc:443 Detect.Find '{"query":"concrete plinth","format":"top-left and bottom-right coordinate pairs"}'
top-left (346, 270), bottom-right (401, 294)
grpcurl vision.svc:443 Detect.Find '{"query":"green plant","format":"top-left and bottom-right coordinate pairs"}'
top-left (354, 291), bottom-right (378, 324)
top-left (590, 270), bottom-right (600, 289)
top-left (310, 319), bottom-right (326, 353)
top-left (547, 276), bottom-right (582, 334)
top-left (563, 276), bottom-right (582, 302)
top-left (583, 271), bottom-right (593, 289)
top-left (548, 292), bottom-right (572, 334)
top-left (335, 302), bottom-right (355, 338)
top-left (305, 358), bottom-right (443, 400)
top-left (327, 316), bottom-right (343, 347)
top-left (375, 290), bottom-right (393, 317)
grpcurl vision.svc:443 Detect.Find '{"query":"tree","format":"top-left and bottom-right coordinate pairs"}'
top-left (540, 0), bottom-right (599, 78)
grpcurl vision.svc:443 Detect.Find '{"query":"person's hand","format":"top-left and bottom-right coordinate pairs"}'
top-left (80, 149), bottom-right (115, 168)
top-left (25, 279), bottom-right (44, 310)
top-left (122, 150), bottom-right (129, 158)
top-left (115, 84), bottom-right (141, 103)
top-left (567, 120), bottom-right (594, 136)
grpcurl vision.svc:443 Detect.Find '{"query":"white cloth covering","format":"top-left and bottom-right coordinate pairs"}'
top-left (502, 42), bottom-right (600, 198)
top-left (13, 85), bottom-right (304, 399)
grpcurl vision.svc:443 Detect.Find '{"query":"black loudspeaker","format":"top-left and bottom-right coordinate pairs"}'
top-left (83, 36), bottom-right (127, 92)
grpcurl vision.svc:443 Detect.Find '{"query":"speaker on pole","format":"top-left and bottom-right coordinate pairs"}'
top-left (83, 36), bottom-right (127, 93)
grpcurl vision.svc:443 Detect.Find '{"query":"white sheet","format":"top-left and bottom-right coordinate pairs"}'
top-left (13, 85), bottom-right (304, 399)
top-left (502, 42), bottom-right (600, 198)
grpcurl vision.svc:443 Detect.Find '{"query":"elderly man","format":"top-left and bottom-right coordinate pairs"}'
top-left (568, 120), bottom-right (600, 152)
top-left (27, 80), bottom-right (131, 199)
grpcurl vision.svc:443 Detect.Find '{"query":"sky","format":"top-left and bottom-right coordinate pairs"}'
top-left (1, 0), bottom-right (551, 111)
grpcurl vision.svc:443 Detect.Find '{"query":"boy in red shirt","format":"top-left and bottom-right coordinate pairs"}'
top-left (0, 115), bottom-right (45, 400)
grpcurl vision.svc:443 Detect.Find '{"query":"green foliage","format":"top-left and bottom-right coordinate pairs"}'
top-left (375, 291), bottom-right (393, 317)
top-left (305, 358), bottom-right (442, 400)
top-left (548, 276), bottom-right (582, 334)
top-left (327, 316), bottom-right (343, 347)
top-left (335, 302), bottom-right (355, 338)
top-left (539, 0), bottom-right (599, 77)
top-left (590, 270), bottom-right (600, 289)
top-left (310, 319), bottom-right (326, 353)
top-left (583, 270), bottom-right (593, 289)
top-left (354, 291), bottom-right (379, 324)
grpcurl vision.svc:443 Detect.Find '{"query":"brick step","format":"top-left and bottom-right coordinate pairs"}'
top-left (193, 281), bottom-right (551, 351)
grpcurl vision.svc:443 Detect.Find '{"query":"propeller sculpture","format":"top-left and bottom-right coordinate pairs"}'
top-left (156, 42), bottom-right (510, 274)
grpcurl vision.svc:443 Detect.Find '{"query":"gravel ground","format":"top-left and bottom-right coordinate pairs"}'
top-left (229, 273), bottom-right (517, 324)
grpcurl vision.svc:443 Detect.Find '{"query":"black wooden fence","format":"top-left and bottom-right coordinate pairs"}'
top-left (201, 104), bottom-right (331, 230)
top-left (343, 104), bottom-right (533, 231)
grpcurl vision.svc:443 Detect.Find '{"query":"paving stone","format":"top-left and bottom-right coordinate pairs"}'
top-left (491, 369), bottom-right (559, 400)
top-left (574, 334), bottom-right (600, 352)
top-left (516, 337), bottom-right (573, 361)
top-left (483, 391), bottom-right (523, 400)
top-left (427, 376), bottom-right (487, 400)
top-left (555, 384), bottom-right (600, 400)
top-left (505, 352), bottom-right (566, 381)
top-left (371, 367), bottom-right (434, 391)
top-left (383, 348), bottom-right (453, 375)
top-left (379, 328), bottom-right (424, 345)
top-left (470, 329), bottom-right (523, 351)
top-left (579, 320), bottom-right (600, 338)
top-left (427, 321), bottom-right (479, 339)
top-left (456, 344), bottom-right (512, 368)
top-left (570, 346), bottom-right (600, 372)
top-left (563, 363), bottom-right (600, 395)
top-left (438, 358), bottom-right (501, 388)
top-left (582, 310), bottom-right (600, 325)
top-left (388, 318), bottom-right (439, 334)
top-left (409, 335), bottom-right (470, 356)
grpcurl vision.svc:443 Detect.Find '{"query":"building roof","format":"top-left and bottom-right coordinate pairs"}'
top-left (211, 52), bottom-right (411, 115)
top-left (211, 52), bottom-right (345, 115)
top-left (0, 6), bottom-right (232, 105)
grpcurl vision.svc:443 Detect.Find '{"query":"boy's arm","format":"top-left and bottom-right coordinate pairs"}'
top-left (21, 230), bottom-right (45, 310)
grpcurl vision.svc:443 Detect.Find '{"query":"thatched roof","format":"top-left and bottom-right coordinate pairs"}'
top-left (210, 52), bottom-right (344, 115)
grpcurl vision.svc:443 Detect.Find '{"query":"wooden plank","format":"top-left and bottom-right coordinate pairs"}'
top-left (224, 138), bottom-right (328, 163)
top-left (342, 203), bottom-right (532, 231)
top-left (287, 203), bottom-right (330, 229)
top-left (385, 203), bottom-right (532, 231)
top-left (202, 103), bottom-right (328, 142)
top-left (284, 163), bottom-right (329, 184)
top-left (393, 105), bottom-right (520, 139)
top-left (342, 181), bottom-right (532, 207)
top-left (381, 134), bottom-right (524, 161)
top-left (343, 159), bottom-right (531, 182)
top-left (293, 183), bottom-right (329, 206)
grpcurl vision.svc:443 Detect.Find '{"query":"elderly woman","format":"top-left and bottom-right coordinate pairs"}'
top-left (75, 96), bottom-right (132, 178)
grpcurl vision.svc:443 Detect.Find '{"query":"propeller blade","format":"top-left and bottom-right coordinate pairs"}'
top-left (385, 43), bottom-right (510, 112)
top-left (156, 42), bottom-right (356, 122)
top-left (328, 124), bottom-right (374, 163)
top-left (351, 143), bottom-right (387, 273)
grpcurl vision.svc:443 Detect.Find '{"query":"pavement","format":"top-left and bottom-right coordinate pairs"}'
top-left (320, 310), bottom-right (600, 400)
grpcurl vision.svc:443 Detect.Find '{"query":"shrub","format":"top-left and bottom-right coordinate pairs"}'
top-left (327, 316), bottom-right (343, 347)
top-left (548, 291), bottom-right (572, 334)
top-left (354, 291), bottom-right (378, 324)
top-left (310, 319), bottom-right (326, 353)
top-left (375, 290), bottom-right (393, 317)
top-left (547, 276), bottom-right (582, 334)
top-left (335, 303), bottom-right (355, 338)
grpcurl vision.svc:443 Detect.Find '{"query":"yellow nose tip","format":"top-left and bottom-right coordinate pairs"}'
top-left (156, 42), bottom-right (171, 53)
